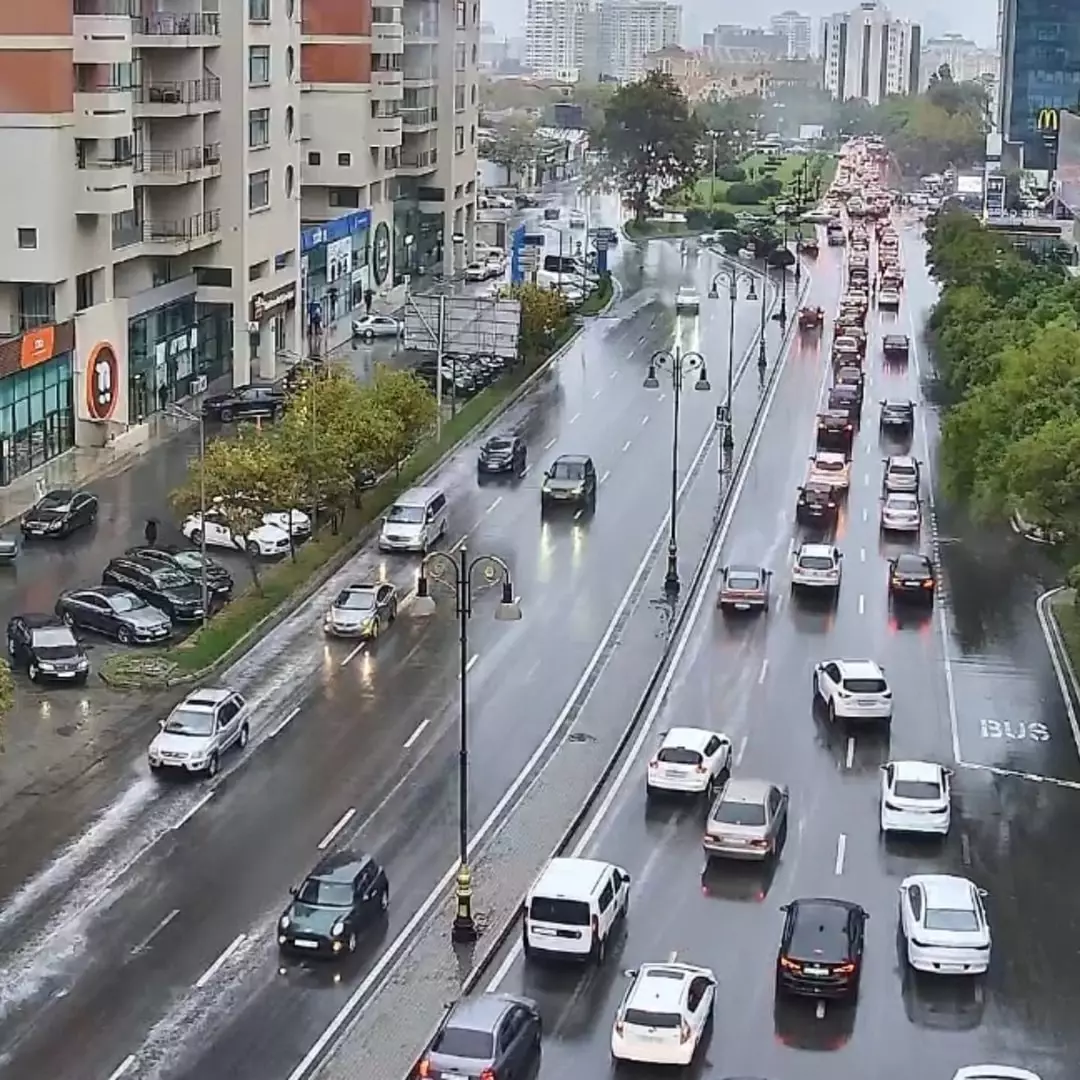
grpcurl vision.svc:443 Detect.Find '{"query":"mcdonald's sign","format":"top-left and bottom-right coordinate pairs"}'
top-left (1037, 107), bottom-right (1060, 134)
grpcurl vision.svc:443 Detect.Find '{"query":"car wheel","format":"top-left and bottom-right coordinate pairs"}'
top-left (380, 887), bottom-right (389, 912)
top-left (205, 752), bottom-right (220, 778)
top-left (238, 722), bottom-right (250, 749)
top-left (190, 529), bottom-right (203, 548)
top-left (28, 662), bottom-right (38, 682)
top-left (370, 619), bottom-right (380, 640)
top-left (363, 330), bottom-right (374, 340)
top-left (593, 932), bottom-right (606, 965)
top-left (60, 611), bottom-right (75, 627)
top-left (347, 931), bottom-right (358, 953)
top-left (812, 671), bottom-right (819, 698)
top-left (221, 408), bottom-right (234, 422)
top-left (388, 602), bottom-right (397, 623)
top-left (827, 700), bottom-right (837, 724)
top-left (246, 540), bottom-right (260, 557)
top-left (117, 626), bottom-right (133, 645)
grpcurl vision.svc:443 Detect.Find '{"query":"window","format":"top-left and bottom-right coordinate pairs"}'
top-left (329, 187), bottom-right (360, 208)
top-left (248, 107), bottom-right (270, 148)
top-left (285, 105), bottom-right (294, 137)
top-left (455, 43), bottom-right (466, 71)
top-left (274, 249), bottom-right (294, 271)
top-left (75, 272), bottom-right (95, 311)
top-left (454, 125), bottom-right (464, 153)
top-left (470, 124), bottom-right (475, 144)
top-left (285, 0), bottom-right (295, 16)
top-left (248, 169), bottom-right (270, 211)
top-left (284, 164), bottom-right (295, 197)
top-left (249, 261), bottom-right (267, 281)
top-left (454, 84), bottom-right (465, 111)
top-left (338, 152), bottom-right (351, 166)
top-left (471, 43), bottom-right (477, 63)
top-left (248, 0), bottom-right (269, 20)
top-left (307, 150), bottom-right (322, 165)
top-left (249, 45), bottom-right (270, 84)
top-left (17, 228), bottom-right (37, 250)
top-left (286, 45), bottom-right (295, 77)
top-left (455, 0), bottom-right (466, 27)
top-left (471, 83), bottom-right (477, 104)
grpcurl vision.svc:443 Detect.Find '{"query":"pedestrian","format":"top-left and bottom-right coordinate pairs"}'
top-left (364, 287), bottom-right (374, 314)
top-left (34, 476), bottom-right (46, 502)
top-left (158, 383), bottom-right (168, 413)
top-left (144, 517), bottom-right (158, 547)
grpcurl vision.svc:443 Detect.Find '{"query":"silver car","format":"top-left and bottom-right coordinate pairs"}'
top-left (324, 582), bottom-right (398, 638)
top-left (703, 777), bottom-right (789, 861)
top-left (147, 688), bottom-right (249, 777)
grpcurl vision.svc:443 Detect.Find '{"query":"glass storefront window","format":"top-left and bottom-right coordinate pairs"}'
top-left (0, 354), bottom-right (74, 486)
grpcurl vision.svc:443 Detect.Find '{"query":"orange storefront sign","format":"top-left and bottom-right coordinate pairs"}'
top-left (19, 325), bottom-right (55, 370)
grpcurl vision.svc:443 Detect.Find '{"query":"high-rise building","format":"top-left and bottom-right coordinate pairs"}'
top-left (920, 33), bottom-right (998, 87)
top-left (598, 0), bottom-right (681, 82)
top-left (703, 24), bottom-right (787, 59)
top-left (0, 1), bottom-right (301, 479)
top-left (998, 0), bottom-right (1080, 171)
top-left (770, 10), bottom-right (813, 60)
top-left (821, 2), bottom-right (921, 105)
top-left (525, 0), bottom-right (592, 80)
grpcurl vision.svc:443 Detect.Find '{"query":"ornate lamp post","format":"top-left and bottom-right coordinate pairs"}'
top-left (708, 268), bottom-right (759, 452)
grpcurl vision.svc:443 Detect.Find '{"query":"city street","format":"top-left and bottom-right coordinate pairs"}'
top-left (0, 205), bottom-right (792, 1080)
top-left (483, 214), bottom-right (1080, 1080)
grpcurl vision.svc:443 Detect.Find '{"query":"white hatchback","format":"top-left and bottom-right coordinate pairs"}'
top-left (646, 727), bottom-right (732, 799)
top-left (899, 874), bottom-right (991, 975)
top-left (880, 760), bottom-right (951, 835)
top-left (791, 543), bottom-right (842, 591)
top-left (813, 658), bottom-right (892, 722)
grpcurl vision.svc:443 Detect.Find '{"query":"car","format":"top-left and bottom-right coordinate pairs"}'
top-left (647, 726), bottom-right (732, 799)
top-left (56, 586), bottom-right (172, 644)
top-left (126, 546), bottom-right (234, 598)
top-left (324, 582), bottom-right (397, 638)
top-left (882, 334), bottom-right (910, 362)
top-left (21, 488), bottom-right (98, 538)
top-left (952, 1069), bottom-right (1041, 1080)
top-left (543, 206), bottom-right (561, 220)
top-left (541, 454), bottom-right (596, 511)
top-left (477, 433), bottom-right (526, 477)
top-left (881, 492), bottom-right (922, 533)
top-left (703, 777), bottom-right (789, 861)
top-left (420, 993), bottom-right (542, 1080)
top-left (182, 507), bottom-right (291, 557)
top-left (515, 192), bottom-right (539, 208)
top-left (675, 286), bottom-right (701, 314)
top-left (6, 614), bottom-right (89, 683)
top-left (568, 208), bottom-right (586, 227)
top-left (889, 552), bottom-right (935, 603)
top-left (261, 506), bottom-right (312, 541)
top-left (795, 481), bottom-right (839, 527)
top-left (102, 555), bottom-right (206, 622)
top-left (202, 384), bottom-right (285, 423)
top-left (831, 335), bottom-right (862, 363)
top-left (883, 454), bottom-right (920, 493)
top-left (827, 384), bottom-right (861, 423)
top-left (880, 398), bottom-right (914, 434)
top-left (899, 874), bottom-right (991, 975)
top-left (611, 962), bottom-right (716, 1066)
top-left (834, 365), bottom-right (864, 402)
top-left (147, 687), bottom-right (250, 777)
top-left (813, 658), bottom-right (892, 723)
top-left (791, 542), bottom-right (842, 593)
top-left (485, 254), bottom-right (506, 277)
top-left (351, 313), bottom-right (401, 338)
top-left (881, 760), bottom-right (952, 835)
top-left (464, 261), bottom-right (490, 282)
top-left (816, 410), bottom-right (854, 454)
top-left (807, 452), bottom-right (851, 491)
top-left (878, 286), bottom-right (901, 309)
top-left (717, 564), bottom-right (771, 612)
top-left (278, 850), bottom-right (390, 956)
top-left (0, 534), bottom-right (17, 563)
top-left (776, 897), bottom-right (867, 999)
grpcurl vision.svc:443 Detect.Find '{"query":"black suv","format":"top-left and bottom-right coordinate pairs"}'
top-left (21, 488), bottom-right (98, 539)
top-left (880, 399), bottom-right (914, 435)
top-left (125, 547), bottom-right (233, 599)
top-left (882, 334), bottom-right (910, 361)
top-left (278, 850), bottom-right (389, 957)
top-left (541, 454), bottom-right (597, 512)
top-left (834, 365), bottom-right (864, 403)
top-left (796, 482), bottom-right (839, 527)
top-left (776, 897), bottom-right (867, 999)
top-left (7, 614), bottom-right (89, 683)
top-left (478, 434), bottom-right (527, 478)
top-left (816, 410), bottom-right (854, 454)
top-left (202, 384), bottom-right (285, 423)
top-left (888, 552), bottom-right (936, 604)
top-left (827, 384), bottom-right (860, 423)
top-left (102, 555), bottom-right (205, 621)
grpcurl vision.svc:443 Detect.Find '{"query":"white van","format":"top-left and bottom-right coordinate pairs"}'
top-left (522, 857), bottom-right (630, 963)
top-left (378, 486), bottom-right (448, 553)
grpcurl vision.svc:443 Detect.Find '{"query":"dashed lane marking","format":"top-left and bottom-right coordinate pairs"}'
top-left (318, 808), bottom-right (357, 850)
top-left (194, 933), bottom-right (247, 989)
top-left (403, 718), bottom-right (430, 750)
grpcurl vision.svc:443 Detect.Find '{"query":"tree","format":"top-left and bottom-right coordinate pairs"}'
top-left (486, 121), bottom-right (539, 184)
top-left (362, 365), bottom-right (439, 471)
top-left (0, 659), bottom-right (12, 750)
top-left (1002, 415), bottom-right (1080, 540)
top-left (508, 283), bottom-right (569, 355)
top-left (592, 71), bottom-right (702, 222)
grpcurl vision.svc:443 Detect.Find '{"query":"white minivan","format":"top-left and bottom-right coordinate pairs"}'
top-left (522, 857), bottom-right (630, 963)
top-left (378, 486), bottom-right (448, 553)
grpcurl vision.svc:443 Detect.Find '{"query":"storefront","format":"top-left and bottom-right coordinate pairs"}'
top-left (0, 322), bottom-right (76, 486)
top-left (300, 209), bottom-right (372, 332)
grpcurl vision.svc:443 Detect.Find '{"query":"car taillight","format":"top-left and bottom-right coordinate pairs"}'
top-left (834, 962), bottom-right (856, 975)
top-left (418, 1060), bottom-right (431, 1078)
top-left (922, 579), bottom-right (934, 588)
top-left (480, 1070), bottom-right (496, 1080)
top-left (779, 956), bottom-right (801, 972)
top-left (680, 1022), bottom-right (692, 1043)
top-left (648, 759), bottom-right (659, 770)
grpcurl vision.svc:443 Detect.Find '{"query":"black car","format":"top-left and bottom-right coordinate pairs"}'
top-left (202, 384), bottom-right (285, 423)
top-left (882, 334), bottom-right (910, 361)
top-left (541, 454), bottom-right (597, 511)
top-left (284, 358), bottom-right (325, 394)
top-left (21, 488), bottom-right (98, 539)
top-left (421, 993), bottom-right (542, 1080)
top-left (888, 552), bottom-right (936, 604)
top-left (7, 614), bottom-right (89, 684)
top-left (278, 850), bottom-right (389, 957)
top-left (478, 434), bottom-right (527, 477)
top-left (56, 586), bottom-right (173, 644)
top-left (816, 410), bottom-right (854, 454)
top-left (776, 897), bottom-right (867, 999)
top-left (796, 482), bottom-right (839, 527)
top-left (827, 385), bottom-right (860, 423)
top-left (102, 555), bottom-right (205, 621)
top-left (880, 399), bottom-right (914, 435)
top-left (834, 365), bottom-right (864, 403)
top-left (125, 546), bottom-right (233, 598)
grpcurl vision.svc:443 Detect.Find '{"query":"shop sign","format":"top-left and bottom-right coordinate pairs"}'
top-left (373, 221), bottom-right (391, 286)
top-left (300, 209), bottom-right (372, 254)
top-left (1037, 108), bottom-right (1060, 134)
top-left (250, 282), bottom-right (297, 321)
top-left (85, 342), bottom-right (120, 422)
top-left (20, 325), bottom-right (55, 370)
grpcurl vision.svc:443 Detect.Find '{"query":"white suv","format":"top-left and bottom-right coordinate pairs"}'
top-left (791, 543), bottom-right (842, 593)
top-left (147, 687), bottom-right (250, 777)
top-left (813, 659), bottom-right (892, 723)
top-left (646, 727), bottom-right (731, 799)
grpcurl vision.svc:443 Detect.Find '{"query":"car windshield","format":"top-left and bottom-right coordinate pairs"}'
top-left (550, 461), bottom-right (585, 481)
top-left (336, 589), bottom-right (376, 611)
top-left (152, 570), bottom-right (190, 589)
top-left (432, 1026), bottom-right (495, 1059)
top-left (624, 1009), bottom-right (681, 1029)
top-left (386, 504), bottom-right (425, 524)
top-left (815, 458), bottom-right (843, 471)
top-left (836, 337), bottom-right (857, 348)
top-left (888, 495), bottom-right (918, 510)
top-left (727, 574), bottom-right (761, 590)
top-left (297, 878), bottom-right (353, 907)
top-left (924, 906), bottom-right (979, 932)
top-left (712, 800), bottom-right (767, 826)
top-left (658, 746), bottom-right (702, 765)
top-left (890, 462), bottom-right (917, 474)
top-left (529, 897), bottom-right (590, 925)
top-left (884, 402), bottom-right (910, 413)
top-left (799, 555), bottom-right (835, 570)
top-left (894, 779), bottom-right (941, 800)
top-left (164, 707), bottom-right (215, 736)
top-left (842, 677), bottom-right (887, 693)
top-left (109, 593), bottom-right (146, 613)
top-left (30, 627), bottom-right (75, 648)
top-left (484, 438), bottom-right (512, 451)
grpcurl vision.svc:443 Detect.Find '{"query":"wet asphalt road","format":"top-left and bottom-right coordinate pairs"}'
top-left (484, 214), bottom-right (1080, 1080)
top-left (0, 203), bottom-right (792, 1080)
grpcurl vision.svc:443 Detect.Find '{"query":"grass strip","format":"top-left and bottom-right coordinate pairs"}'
top-left (577, 275), bottom-right (614, 315)
top-left (1051, 592), bottom-right (1080, 680)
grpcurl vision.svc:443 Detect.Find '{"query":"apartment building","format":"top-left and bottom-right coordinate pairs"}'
top-left (920, 33), bottom-right (998, 87)
top-left (0, 0), bottom-right (301, 482)
top-left (821, 1), bottom-right (921, 105)
top-left (524, 0), bottom-right (592, 81)
top-left (770, 11), bottom-right (813, 60)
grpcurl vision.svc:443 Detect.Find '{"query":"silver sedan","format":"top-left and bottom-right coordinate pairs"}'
top-left (703, 777), bottom-right (789, 861)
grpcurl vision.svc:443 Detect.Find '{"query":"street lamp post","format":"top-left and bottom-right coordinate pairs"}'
top-left (708, 268), bottom-right (758, 453)
top-left (777, 219), bottom-right (789, 327)
top-left (412, 549), bottom-right (522, 943)
top-left (644, 348), bottom-right (710, 598)
top-left (165, 403), bottom-right (210, 625)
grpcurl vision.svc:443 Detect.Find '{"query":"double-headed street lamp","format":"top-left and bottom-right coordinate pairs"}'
top-left (165, 403), bottom-right (210, 624)
top-left (412, 548), bottom-right (522, 943)
top-left (644, 348), bottom-right (710, 598)
top-left (707, 268), bottom-right (758, 452)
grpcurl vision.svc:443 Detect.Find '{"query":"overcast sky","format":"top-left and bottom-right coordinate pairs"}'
top-left (491, 0), bottom-right (997, 52)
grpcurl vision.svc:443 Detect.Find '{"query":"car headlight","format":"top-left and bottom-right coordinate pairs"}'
top-left (38, 661), bottom-right (55, 671)
top-left (279, 915), bottom-right (291, 930)
top-left (331, 920), bottom-right (346, 937)
top-left (76, 658), bottom-right (88, 669)
top-left (48, 520), bottom-right (63, 530)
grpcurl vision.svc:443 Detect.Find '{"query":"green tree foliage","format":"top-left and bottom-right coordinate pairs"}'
top-left (363, 365), bottom-right (439, 472)
top-left (484, 120), bottom-right (540, 183)
top-left (506, 283), bottom-right (569, 355)
top-left (694, 95), bottom-right (764, 164)
top-left (592, 71), bottom-right (702, 221)
top-left (0, 658), bottom-right (13, 749)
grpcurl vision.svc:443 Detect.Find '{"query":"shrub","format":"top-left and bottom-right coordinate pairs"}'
top-left (709, 209), bottom-right (737, 231)
top-left (716, 164), bottom-right (747, 183)
top-left (758, 176), bottom-right (782, 198)
top-left (684, 208), bottom-right (711, 230)
top-left (725, 182), bottom-right (764, 205)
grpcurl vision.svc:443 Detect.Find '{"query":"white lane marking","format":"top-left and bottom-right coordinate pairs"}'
top-left (599, 470), bottom-right (611, 485)
top-left (194, 933), bottom-right (247, 989)
top-left (960, 831), bottom-right (971, 867)
top-left (638, 335), bottom-right (647, 345)
top-left (957, 761), bottom-right (1080, 790)
top-left (318, 808), bottom-right (357, 850)
top-left (859, 547), bottom-right (866, 563)
top-left (863, 473), bottom-right (869, 486)
top-left (269, 706), bottom-right (301, 739)
top-left (834, 833), bottom-right (847, 875)
top-left (640, 414), bottom-right (649, 426)
top-left (169, 790), bottom-right (214, 833)
top-left (592, 389), bottom-right (602, 399)
top-left (569, 411), bottom-right (581, 424)
top-left (573, 508), bottom-right (583, 521)
top-left (486, 496), bottom-right (502, 514)
top-left (609, 370), bottom-right (618, 380)
top-left (858, 594), bottom-right (865, 615)
top-left (403, 717), bottom-right (431, 749)
top-left (845, 737), bottom-right (855, 770)
top-left (106, 1055), bottom-right (137, 1080)
top-left (758, 657), bottom-right (768, 684)
top-left (543, 437), bottom-right (557, 450)
top-left (735, 734), bottom-right (748, 767)
top-left (1035, 588), bottom-right (1080, 760)
top-left (465, 653), bottom-right (479, 674)
top-left (130, 907), bottom-right (180, 955)
top-left (815, 1001), bottom-right (826, 1019)
top-left (658, 394), bottom-right (666, 404)
top-left (340, 640), bottom-right (367, 667)
top-left (621, 440), bottom-right (632, 452)
top-left (862, 508), bottom-right (868, 522)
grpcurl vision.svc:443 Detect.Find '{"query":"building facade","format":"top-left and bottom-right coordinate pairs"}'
top-left (524, 0), bottom-right (591, 80)
top-left (821, 2), bottom-right (921, 105)
top-left (0, 0), bottom-right (301, 482)
top-left (920, 33), bottom-right (999, 87)
top-left (770, 11), bottom-right (813, 60)
top-left (597, 0), bottom-right (681, 83)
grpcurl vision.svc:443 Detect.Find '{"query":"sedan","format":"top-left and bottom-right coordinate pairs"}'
top-left (56, 586), bottom-right (172, 644)
top-left (464, 261), bottom-right (491, 282)
top-left (776, 897), bottom-right (867, 999)
top-left (881, 760), bottom-right (951, 835)
top-left (807, 452), bottom-right (851, 491)
top-left (717, 564), bottom-right (771, 612)
top-left (899, 874), bottom-right (991, 975)
top-left (202, 385), bottom-right (284, 423)
top-left (675, 286), bottom-right (700, 314)
top-left (21, 488), bottom-right (98, 539)
top-left (703, 777), bottom-right (788, 861)
top-left (323, 582), bottom-right (397, 638)
top-left (881, 492), bottom-right (921, 533)
top-left (889, 552), bottom-right (935, 603)
top-left (351, 314), bottom-right (401, 339)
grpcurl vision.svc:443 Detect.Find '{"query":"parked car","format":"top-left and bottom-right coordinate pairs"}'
top-left (7, 614), bottom-right (89, 683)
top-left (126, 546), bottom-right (234, 599)
top-left (21, 488), bottom-right (98, 539)
top-left (102, 554), bottom-right (206, 622)
top-left (181, 507), bottom-right (291, 557)
top-left (202, 384), bottom-right (285, 423)
top-left (0, 535), bottom-right (18, 564)
top-left (351, 314), bottom-right (401, 339)
top-left (56, 586), bottom-right (172, 644)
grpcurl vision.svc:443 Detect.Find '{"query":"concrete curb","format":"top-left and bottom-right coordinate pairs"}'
top-left (100, 325), bottom-right (586, 690)
top-left (1036, 587), bottom-right (1080, 755)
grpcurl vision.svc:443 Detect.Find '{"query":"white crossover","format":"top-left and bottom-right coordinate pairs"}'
top-left (675, 286), bottom-right (700, 314)
top-left (813, 659), bottom-right (892, 722)
top-left (791, 543), bottom-right (842, 592)
top-left (646, 727), bottom-right (732, 798)
top-left (880, 760), bottom-right (951, 835)
top-left (807, 451), bottom-right (851, 490)
top-left (880, 492), bottom-right (921, 533)
top-left (611, 962), bottom-right (715, 1066)
top-left (147, 687), bottom-right (250, 778)
top-left (899, 874), bottom-right (991, 975)
top-left (883, 455), bottom-right (920, 493)
top-left (182, 508), bottom-right (292, 557)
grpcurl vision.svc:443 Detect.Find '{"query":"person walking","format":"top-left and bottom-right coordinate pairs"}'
top-left (364, 287), bottom-right (374, 314)
top-left (144, 518), bottom-right (158, 547)
top-left (34, 476), bottom-right (46, 503)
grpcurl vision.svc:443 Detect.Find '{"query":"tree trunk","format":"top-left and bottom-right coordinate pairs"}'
top-left (246, 552), bottom-right (263, 596)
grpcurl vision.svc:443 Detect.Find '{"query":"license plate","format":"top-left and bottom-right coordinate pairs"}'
top-left (857, 698), bottom-right (878, 706)
top-left (533, 927), bottom-right (557, 936)
top-left (938, 963), bottom-right (965, 974)
top-left (292, 939), bottom-right (318, 949)
top-left (735, 603), bottom-right (750, 611)
top-left (56, 671), bottom-right (76, 678)
top-left (804, 965), bottom-right (828, 976)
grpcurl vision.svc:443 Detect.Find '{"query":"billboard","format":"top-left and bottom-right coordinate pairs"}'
top-left (403, 294), bottom-right (522, 359)
top-left (1057, 109), bottom-right (1080, 213)
top-left (956, 174), bottom-right (984, 195)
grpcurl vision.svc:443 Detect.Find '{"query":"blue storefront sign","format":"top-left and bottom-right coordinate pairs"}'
top-left (301, 208), bottom-right (372, 254)
top-left (510, 223), bottom-right (527, 284)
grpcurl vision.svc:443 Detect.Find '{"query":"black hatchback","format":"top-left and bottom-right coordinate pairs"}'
top-left (478, 434), bottom-right (527, 478)
top-left (889, 552), bottom-right (936, 604)
top-left (796, 482), bottom-right (839, 527)
top-left (776, 897), bottom-right (867, 999)
top-left (7, 614), bottom-right (89, 684)
top-left (21, 488), bottom-right (98, 539)
top-left (880, 399), bottom-right (914, 435)
top-left (827, 385), bottom-right (860, 423)
top-left (102, 555), bottom-right (205, 621)
top-left (202, 384), bottom-right (285, 423)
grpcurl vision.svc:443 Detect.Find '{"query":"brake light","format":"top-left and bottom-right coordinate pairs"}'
top-left (680, 1022), bottom-right (692, 1044)
top-left (418, 1060), bottom-right (431, 1078)
top-left (834, 962), bottom-right (856, 975)
top-left (779, 956), bottom-right (801, 972)
top-left (480, 1069), bottom-right (496, 1080)
top-left (922, 579), bottom-right (934, 588)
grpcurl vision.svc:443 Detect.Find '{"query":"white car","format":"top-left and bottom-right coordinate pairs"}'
top-left (556, 284), bottom-right (584, 305)
top-left (791, 542), bottom-right (842, 592)
top-left (351, 314), bottom-right (401, 338)
top-left (813, 658), bottom-right (892, 722)
top-left (880, 492), bottom-right (921, 533)
top-left (646, 726), bottom-right (732, 798)
top-left (878, 286), bottom-right (901, 308)
top-left (611, 962), bottom-right (715, 1066)
top-left (182, 507), bottom-right (291, 557)
top-left (880, 760), bottom-right (951, 835)
top-left (568, 209), bottom-right (586, 227)
top-left (883, 454), bottom-right (920, 493)
top-left (807, 451), bottom-right (851, 490)
top-left (464, 261), bottom-right (491, 282)
top-left (899, 874), bottom-right (991, 975)
top-left (147, 687), bottom-right (250, 777)
top-left (675, 286), bottom-right (700, 314)
top-left (485, 255), bottom-right (506, 277)
top-left (952, 1069), bottom-right (1041, 1080)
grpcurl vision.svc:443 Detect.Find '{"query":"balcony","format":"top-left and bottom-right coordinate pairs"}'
top-left (372, 70), bottom-right (404, 101)
top-left (373, 22), bottom-right (405, 54)
top-left (75, 160), bottom-right (134, 216)
top-left (403, 17), bottom-right (439, 42)
top-left (73, 13), bottom-right (132, 65)
top-left (401, 106), bottom-right (437, 130)
top-left (133, 79), bottom-right (222, 117)
top-left (398, 149), bottom-right (438, 175)
top-left (0, 312), bottom-right (56, 341)
top-left (134, 143), bottom-right (222, 185)
top-left (132, 11), bottom-right (220, 47)
top-left (373, 116), bottom-right (403, 148)
top-left (403, 66), bottom-right (438, 86)
top-left (112, 209), bottom-right (221, 255)
top-left (74, 88), bottom-right (133, 139)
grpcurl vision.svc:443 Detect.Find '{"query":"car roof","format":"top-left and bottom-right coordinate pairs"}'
top-left (16, 613), bottom-right (67, 628)
top-left (799, 543), bottom-right (836, 558)
top-left (726, 563), bottom-right (763, 577)
top-left (891, 760), bottom-right (942, 783)
top-left (818, 409), bottom-right (850, 422)
top-left (910, 874), bottom-right (976, 908)
top-left (627, 964), bottom-right (693, 1012)
top-left (886, 492), bottom-right (918, 504)
top-left (445, 992), bottom-right (516, 1033)
top-left (662, 727), bottom-right (719, 752)
top-left (888, 455), bottom-right (917, 467)
top-left (814, 452), bottom-right (846, 463)
top-left (72, 585), bottom-right (131, 599)
top-left (894, 552), bottom-right (931, 570)
top-left (792, 896), bottom-right (861, 919)
top-left (310, 848), bottom-right (371, 882)
top-left (553, 454), bottom-right (591, 465)
top-left (882, 398), bottom-right (912, 408)
top-left (802, 480), bottom-right (832, 494)
top-left (41, 488), bottom-right (77, 500)
top-left (719, 776), bottom-right (773, 803)
top-left (180, 687), bottom-right (233, 708)
top-left (532, 857), bottom-right (612, 897)
top-left (393, 486), bottom-right (443, 506)
top-left (834, 659), bottom-right (884, 678)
